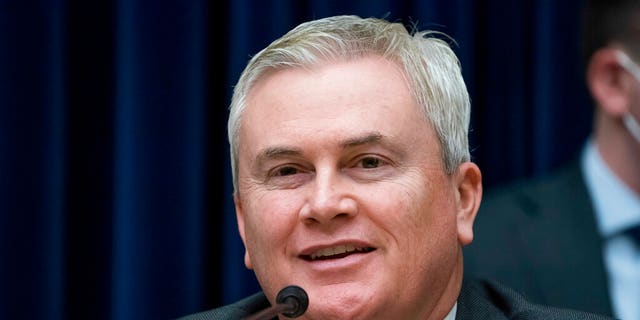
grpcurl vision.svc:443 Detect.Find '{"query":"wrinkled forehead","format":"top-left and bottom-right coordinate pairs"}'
top-left (238, 56), bottom-right (432, 151)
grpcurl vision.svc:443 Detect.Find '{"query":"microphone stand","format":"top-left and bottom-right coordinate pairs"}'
top-left (242, 285), bottom-right (309, 320)
top-left (243, 303), bottom-right (290, 320)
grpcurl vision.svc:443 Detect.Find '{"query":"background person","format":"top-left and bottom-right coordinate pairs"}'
top-left (464, 0), bottom-right (640, 319)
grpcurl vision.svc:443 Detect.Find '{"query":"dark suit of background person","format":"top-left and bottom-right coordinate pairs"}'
top-left (464, 0), bottom-right (640, 319)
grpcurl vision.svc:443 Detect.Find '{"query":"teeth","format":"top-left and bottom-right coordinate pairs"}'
top-left (309, 244), bottom-right (362, 260)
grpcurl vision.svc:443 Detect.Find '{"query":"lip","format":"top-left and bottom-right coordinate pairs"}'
top-left (297, 240), bottom-right (377, 270)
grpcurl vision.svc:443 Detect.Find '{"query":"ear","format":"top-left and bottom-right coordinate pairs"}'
top-left (454, 162), bottom-right (482, 245)
top-left (234, 192), bottom-right (253, 270)
top-left (587, 48), bottom-right (633, 116)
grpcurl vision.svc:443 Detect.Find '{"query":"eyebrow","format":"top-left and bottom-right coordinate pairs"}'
top-left (261, 146), bottom-right (303, 159)
top-left (255, 131), bottom-right (389, 163)
top-left (341, 132), bottom-right (384, 148)
top-left (343, 132), bottom-right (405, 159)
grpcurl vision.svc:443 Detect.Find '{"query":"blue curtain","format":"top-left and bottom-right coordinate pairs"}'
top-left (0, 0), bottom-right (590, 319)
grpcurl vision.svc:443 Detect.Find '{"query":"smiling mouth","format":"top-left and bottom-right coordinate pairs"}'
top-left (301, 244), bottom-right (375, 261)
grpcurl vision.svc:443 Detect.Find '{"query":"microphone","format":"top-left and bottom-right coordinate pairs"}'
top-left (243, 285), bottom-right (309, 320)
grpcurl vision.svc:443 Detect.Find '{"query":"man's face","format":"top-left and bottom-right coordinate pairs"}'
top-left (235, 56), bottom-right (474, 320)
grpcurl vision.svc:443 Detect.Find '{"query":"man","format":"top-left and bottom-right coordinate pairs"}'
top-left (464, 1), bottom-right (640, 319)
top-left (179, 15), bottom-right (611, 319)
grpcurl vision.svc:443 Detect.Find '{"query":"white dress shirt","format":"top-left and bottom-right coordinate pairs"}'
top-left (444, 302), bottom-right (457, 320)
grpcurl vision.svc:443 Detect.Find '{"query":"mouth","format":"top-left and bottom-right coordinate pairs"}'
top-left (301, 244), bottom-right (375, 261)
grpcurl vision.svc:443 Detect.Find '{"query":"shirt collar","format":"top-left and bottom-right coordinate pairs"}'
top-left (444, 302), bottom-right (457, 320)
top-left (581, 139), bottom-right (640, 237)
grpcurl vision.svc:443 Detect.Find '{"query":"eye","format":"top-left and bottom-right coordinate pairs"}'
top-left (265, 164), bottom-right (310, 189)
top-left (345, 154), bottom-right (397, 181)
top-left (273, 166), bottom-right (299, 176)
top-left (358, 156), bottom-right (384, 168)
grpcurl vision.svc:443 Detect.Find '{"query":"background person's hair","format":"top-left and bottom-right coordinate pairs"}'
top-left (581, 0), bottom-right (640, 65)
top-left (227, 15), bottom-right (471, 192)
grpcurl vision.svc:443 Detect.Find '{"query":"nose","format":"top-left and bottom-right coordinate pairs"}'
top-left (299, 169), bottom-right (358, 225)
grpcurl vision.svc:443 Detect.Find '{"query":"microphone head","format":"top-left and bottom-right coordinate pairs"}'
top-left (276, 285), bottom-right (309, 318)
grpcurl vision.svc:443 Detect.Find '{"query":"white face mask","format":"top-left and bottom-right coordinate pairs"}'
top-left (616, 51), bottom-right (640, 143)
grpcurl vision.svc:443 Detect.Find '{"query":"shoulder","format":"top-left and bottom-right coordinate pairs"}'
top-left (456, 278), bottom-right (614, 320)
top-left (463, 159), bottom-right (611, 315)
top-left (480, 160), bottom-right (586, 218)
top-left (174, 292), bottom-right (270, 320)
top-left (464, 159), bottom-right (587, 253)
top-left (468, 159), bottom-right (591, 249)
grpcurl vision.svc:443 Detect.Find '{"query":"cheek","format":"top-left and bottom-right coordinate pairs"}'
top-left (370, 172), bottom-right (458, 252)
top-left (240, 191), bottom-right (302, 292)
top-left (241, 190), bottom-right (302, 251)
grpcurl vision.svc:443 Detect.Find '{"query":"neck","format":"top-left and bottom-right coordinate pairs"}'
top-left (423, 249), bottom-right (464, 320)
top-left (594, 113), bottom-right (640, 194)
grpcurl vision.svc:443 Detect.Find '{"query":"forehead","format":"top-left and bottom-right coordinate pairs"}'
top-left (239, 56), bottom-right (435, 156)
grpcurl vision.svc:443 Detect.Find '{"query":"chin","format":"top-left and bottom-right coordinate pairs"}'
top-left (305, 285), bottom-right (379, 320)
top-left (306, 303), bottom-right (370, 320)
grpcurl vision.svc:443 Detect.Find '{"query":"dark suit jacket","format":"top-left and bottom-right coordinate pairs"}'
top-left (463, 160), bottom-right (613, 316)
top-left (175, 278), bottom-right (613, 320)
